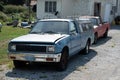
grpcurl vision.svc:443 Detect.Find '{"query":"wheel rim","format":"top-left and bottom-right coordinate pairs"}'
top-left (86, 42), bottom-right (89, 53)
top-left (94, 34), bottom-right (97, 43)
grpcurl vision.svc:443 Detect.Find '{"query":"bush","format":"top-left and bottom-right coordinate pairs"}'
top-left (3, 5), bottom-right (27, 14)
top-left (0, 11), bottom-right (8, 22)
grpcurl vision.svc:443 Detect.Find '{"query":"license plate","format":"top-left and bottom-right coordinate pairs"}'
top-left (36, 58), bottom-right (45, 61)
top-left (25, 55), bottom-right (35, 61)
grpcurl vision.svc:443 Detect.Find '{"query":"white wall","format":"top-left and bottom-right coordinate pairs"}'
top-left (60, 0), bottom-right (74, 17)
top-left (37, 0), bottom-right (90, 19)
top-left (37, 0), bottom-right (115, 22)
top-left (37, 0), bottom-right (62, 19)
top-left (73, 0), bottom-right (91, 16)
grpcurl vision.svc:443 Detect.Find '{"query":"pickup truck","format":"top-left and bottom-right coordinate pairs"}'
top-left (8, 19), bottom-right (94, 71)
top-left (80, 16), bottom-right (110, 44)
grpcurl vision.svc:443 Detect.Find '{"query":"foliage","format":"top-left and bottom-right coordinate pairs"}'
top-left (3, 5), bottom-right (27, 14)
top-left (3, 0), bottom-right (26, 5)
top-left (0, 26), bottom-right (30, 64)
top-left (0, 11), bottom-right (8, 22)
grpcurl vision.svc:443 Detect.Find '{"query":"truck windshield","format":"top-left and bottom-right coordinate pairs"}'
top-left (30, 21), bottom-right (69, 34)
top-left (89, 18), bottom-right (98, 25)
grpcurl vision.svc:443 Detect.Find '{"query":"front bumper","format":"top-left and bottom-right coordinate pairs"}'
top-left (8, 53), bottom-right (62, 62)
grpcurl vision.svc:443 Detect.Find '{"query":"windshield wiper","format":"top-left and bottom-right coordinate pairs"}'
top-left (30, 32), bottom-right (43, 34)
top-left (44, 31), bottom-right (57, 34)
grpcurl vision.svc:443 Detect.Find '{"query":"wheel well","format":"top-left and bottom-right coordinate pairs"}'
top-left (95, 32), bottom-right (98, 36)
top-left (106, 28), bottom-right (108, 32)
top-left (88, 38), bottom-right (91, 44)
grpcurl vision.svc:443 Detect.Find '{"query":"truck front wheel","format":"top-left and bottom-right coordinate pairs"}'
top-left (57, 48), bottom-right (68, 71)
top-left (13, 60), bottom-right (26, 68)
top-left (103, 29), bottom-right (108, 38)
top-left (94, 33), bottom-right (98, 44)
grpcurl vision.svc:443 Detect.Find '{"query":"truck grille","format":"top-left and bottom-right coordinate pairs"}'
top-left (16, 45), bottom-right (46, 52)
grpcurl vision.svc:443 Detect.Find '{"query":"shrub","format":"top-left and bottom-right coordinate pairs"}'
top-left (0, 11), bottom-right (8, 22)
top-left (17, 6), bottom-right (27, 13)
top-left (3, 5), bottom-right (27, 14)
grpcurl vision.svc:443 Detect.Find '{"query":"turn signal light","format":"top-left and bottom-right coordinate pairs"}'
top-left (46, 58), bottom-right (53, 61)
top-left (10, 56), bottom-right (16, 59)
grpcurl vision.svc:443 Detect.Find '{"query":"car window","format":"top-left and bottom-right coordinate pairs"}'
top-left (69, 22), bottom-right (77, 34)
top-left (90, 18), bottom-right (99, 25)
top-left (87, 23), bottom-right (93, 29)
top-left (81, 24), bottom-right (87, 32)
top-left (79, 24), bottom-right (83, 32)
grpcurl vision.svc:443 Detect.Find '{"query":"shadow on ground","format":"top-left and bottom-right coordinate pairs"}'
top-left (92, 36), bottom-right (112, 47)
top-left (6, 49), bottom-right (97, 80)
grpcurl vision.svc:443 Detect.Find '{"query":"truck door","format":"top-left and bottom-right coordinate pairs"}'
top-left (69, 21), bottom-right (81, 55)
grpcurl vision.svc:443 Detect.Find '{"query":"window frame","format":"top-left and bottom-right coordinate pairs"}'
top-left (45, 1), bottom-right (57, 13)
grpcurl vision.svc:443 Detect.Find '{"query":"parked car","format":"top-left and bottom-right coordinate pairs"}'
top-left (115, 16), bottom-right (120, 25)
top-left (8, 19), bottom-right (94, 71)
top-left (80, 16), bottom-right (110, 44)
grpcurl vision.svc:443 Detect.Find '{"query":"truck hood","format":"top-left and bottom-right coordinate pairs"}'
top-left (11, 34), bottom-right (68, 43)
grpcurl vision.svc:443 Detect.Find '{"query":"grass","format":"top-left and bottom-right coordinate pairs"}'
top-left (0, 26), bottom-right (30, 65)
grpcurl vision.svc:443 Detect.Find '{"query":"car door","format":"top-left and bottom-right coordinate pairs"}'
top-left (69, 21), bottom-right (81, 55)
top-left (96, 18), bottom-right (104, 37)
top-left (80, 23), bottom-right (88, 48)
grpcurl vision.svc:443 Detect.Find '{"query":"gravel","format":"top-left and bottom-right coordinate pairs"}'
top-left (0, 25), bottom-right (120, 80)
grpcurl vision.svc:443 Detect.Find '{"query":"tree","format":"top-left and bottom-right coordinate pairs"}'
top-left (1, 0), bottom-right (26, 5)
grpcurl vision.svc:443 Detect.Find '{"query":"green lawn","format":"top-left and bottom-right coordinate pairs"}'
top-left (0, 26), bottom-right (30, 64)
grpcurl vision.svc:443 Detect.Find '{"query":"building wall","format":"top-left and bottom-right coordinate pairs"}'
top-left (37, 0), bottom-right (75, 19)
top-left (73, 0), bottom-right (91, 16)
top-left (37, 0), bottom-right (116, 22)
top-left (37, 0), bottom-right (62, 19)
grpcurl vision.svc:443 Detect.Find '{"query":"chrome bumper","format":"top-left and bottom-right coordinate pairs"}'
top-left (8, 53), bottom-right (62, 62)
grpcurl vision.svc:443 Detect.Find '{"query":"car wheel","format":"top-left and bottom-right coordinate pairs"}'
top-left (13, 60), bottom-right (26, 68)
top-left (57, 48), bottom-right (68, 71)
top-left (94, 33), bottom-right (98, 44)
top-left (103, 30), bottom-right (108, 38)
top-left (82, 41), bottom-right (90, 55)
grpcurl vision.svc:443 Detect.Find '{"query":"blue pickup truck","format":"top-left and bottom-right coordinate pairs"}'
top-left (8, 19), bottom-right (94, 71)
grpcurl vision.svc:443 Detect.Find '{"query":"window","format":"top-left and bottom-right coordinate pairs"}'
top-left (69, 22), bottom-right (77, 34)
top-left (87, 23), bottom-right (93, 30)
top-left (45, 1), bottom-right (57, 13)
top-left (81, 24), bottom-right (87, 32)
top-left (30, 21), bottom-right (69, 34)
top-left (79, 24), bottom-right (83, 32)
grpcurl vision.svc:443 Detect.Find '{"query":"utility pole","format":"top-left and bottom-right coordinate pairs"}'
top-left (28, 0), bottom-right (31, 23)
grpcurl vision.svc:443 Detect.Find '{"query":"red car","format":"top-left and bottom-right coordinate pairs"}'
top-left (80, 16), bottom-right (110, 44)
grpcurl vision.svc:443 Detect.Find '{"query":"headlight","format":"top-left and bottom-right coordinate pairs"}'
top-left (10, 45), bottom-right (16, 51)
top-left (47, 46), bottom-right (55, 52)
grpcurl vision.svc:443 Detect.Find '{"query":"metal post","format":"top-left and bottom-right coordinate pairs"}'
top-left (28, 0), bottom-right (31, 23)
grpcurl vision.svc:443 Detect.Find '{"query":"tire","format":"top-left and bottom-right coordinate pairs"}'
top-left (57, 48), bottom-right (68, 71)
top-left (103, 30), bottom-right (108, 38)
top-left (82, 41), bottom-right (90, 55)
top-left (13, 60), bottom-right (26, 68)
top-left (94, 33), bottom-right (98, 44)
